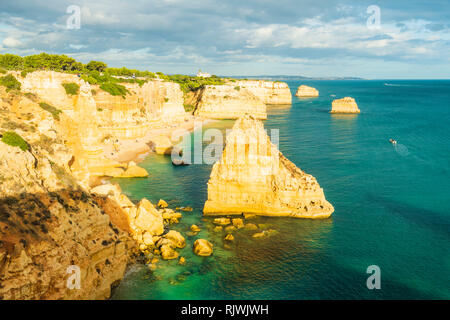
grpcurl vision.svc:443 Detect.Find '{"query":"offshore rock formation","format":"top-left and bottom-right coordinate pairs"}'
top-left (330, 97), bottom-right (360, 114)
top-left (295, 85), bottom-right (319, 97)
top-left (192, 85), bottom-right (267, 119)
top-left (203, 116), bottom-right (334, 218)
top-left (234, 80), bottom-right (292, 105)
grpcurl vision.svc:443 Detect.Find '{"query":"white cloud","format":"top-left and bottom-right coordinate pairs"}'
top-left (2, 37), bottom-right (22, 47)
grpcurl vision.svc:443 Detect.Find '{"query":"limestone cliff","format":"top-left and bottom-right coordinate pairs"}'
top-left (16, 71), bottom-right (188, 179)
top-left (0, 139), bottom-right (135, 300)
top-left (18, 71), bottom-right (81, 111)
top-left (203, 116), bottom-right (334, 218)
top-left (193, 85), bottom-right (267, 119)
top-left (330, 97), bottom-right (360, 114)
top-left (234, 80), bottom-right (292, 105)
top-left (295, 85), bottom-right (319, 97)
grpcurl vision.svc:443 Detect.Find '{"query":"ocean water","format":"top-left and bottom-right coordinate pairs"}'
top-left (111, 80), bottom-right (450, 300)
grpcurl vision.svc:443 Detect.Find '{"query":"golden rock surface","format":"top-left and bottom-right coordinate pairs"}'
top-left (203, 116), bottom-right (334, 218)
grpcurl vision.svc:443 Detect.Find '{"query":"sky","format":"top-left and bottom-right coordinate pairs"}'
top-left (0, 0), bottom-right (449, 79)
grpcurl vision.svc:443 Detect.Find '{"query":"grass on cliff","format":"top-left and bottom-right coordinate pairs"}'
top-left (99, 82), bottom-right (129, 97)
top-left (62, 82), bottom-right (80, 95)
top-left (39, 102), bottom-right (62, 120)
top-left (1, 131), bottom-right (29, 151)
top-left (0, 74), bottom-right (21, 92)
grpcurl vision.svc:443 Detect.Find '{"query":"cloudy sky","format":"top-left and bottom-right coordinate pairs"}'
top-left (1, 0), bottom-right (449, 78)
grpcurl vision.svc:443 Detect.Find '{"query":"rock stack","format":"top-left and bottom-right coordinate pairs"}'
top-left (203, 115), bottom-right (334, 218)
top-left (295, 85), bottom-right (319, 97)
top-left (330, 97), bottom-right (360, 113)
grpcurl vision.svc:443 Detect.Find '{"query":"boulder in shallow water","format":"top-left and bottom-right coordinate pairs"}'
top-left (160, 244), bottom-right (179, 260)
top-left (119, 165), bottom-right (148, 178)
top-left (158, 199), bottom-right (168, 208)
top-left (224, 234), bottom-right (235, 241)
top-left (232, 218), bottom-right (244, 229)
top-left (244, 223), bottom-right (258, 231)
top-left (193, 239), bottom-right (213, 256)
top-left (190, 224), bottom-right (201, 232)
top-left (164, 230), bottom-right (186, 248)
top-left (213, 218), bottom-right (231, 226)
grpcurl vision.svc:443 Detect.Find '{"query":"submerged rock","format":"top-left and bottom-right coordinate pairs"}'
top-left (203, 115), bottom-right (334, 218)
top-left (224, 234), bottom-right (235, 241)
top-left (232, 218), bottom-right (245, 229)
top-left (193, 239), bottom-right (214, 256)
top-left (244, 223), bottom-right (258, 231)
top-left (330, 97), bottom-right (360, 114)
top-left (213, 218), bottom-right (231, 226)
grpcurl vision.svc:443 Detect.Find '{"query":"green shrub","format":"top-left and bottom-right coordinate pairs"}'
top-left (0, 68), bottom-right (6, 74)
top-left (39, 102), bottom-right (62, 120)
top-left (183, 104), bottom-right (195, 113)
top-left (0, 74), bottom-right (21, 92)
top-left (100, 82), bottom-right (128, 97)
top-left (24, 92), bottom-right (38, 102)
top-left (1, 131), bottom-right (29, 151)
top-left (166, 74), bottom-right (226, 93)
top-left (62, 82), bottom-right (79, 95)
top-left (0, 54), bottom-right (23, 70)
top-left (86, 60), bottom-right (107, 72)
top-left (234, 86), bottom-right (240, 91)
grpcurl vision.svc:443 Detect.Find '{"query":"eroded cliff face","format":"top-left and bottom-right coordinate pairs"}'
top-left (0, 136), bottom-right (136, 300)
top-left (193, 85), bottom-right (267, 119)
top-left (330, 97), bottom-right (360, 113)
top-left (295, 85), bottom-right (319, 97)
top-left (19, 71), bottom-right (81, 111)
top-left (0, 87), bottom-right (186, 299)
top-left (93, 80), bottom-right (186, 139)
top-left (203, 116), bottom-right (334, 218)
top-left (16, 71), bottom-right (188, 180)
top-left (234, 80), bottom-right (292, 105)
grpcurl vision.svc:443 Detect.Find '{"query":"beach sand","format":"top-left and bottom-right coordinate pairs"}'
top-left (102, 115), bottom-right (215, 164)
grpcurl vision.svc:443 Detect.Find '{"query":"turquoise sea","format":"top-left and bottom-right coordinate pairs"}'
top-left (111, 80), bottom-right (450, 300)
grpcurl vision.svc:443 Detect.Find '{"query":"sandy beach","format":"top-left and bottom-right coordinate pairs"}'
top-left (102, 115), bottom-right (216, 164)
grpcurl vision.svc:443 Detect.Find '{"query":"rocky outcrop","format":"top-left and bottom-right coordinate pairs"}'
top-left (234, 80), bottom-right (292, 104)
top-left (18, 71), bottom-right (81, 111)
top-left (90, 184), bottom-right (164, 252)
top-left (193, 239), bottom-right (213, 256)
top-left (295, 85), bottom-right (319, 97)
top-left (0, 141), bottom-right (135, 300)
top-left (203, 116), bottom-right (334, 218)
top-left (330, 97), bottom-right (360, 114)
top-left (193, 85), bottom-right (267, 119)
